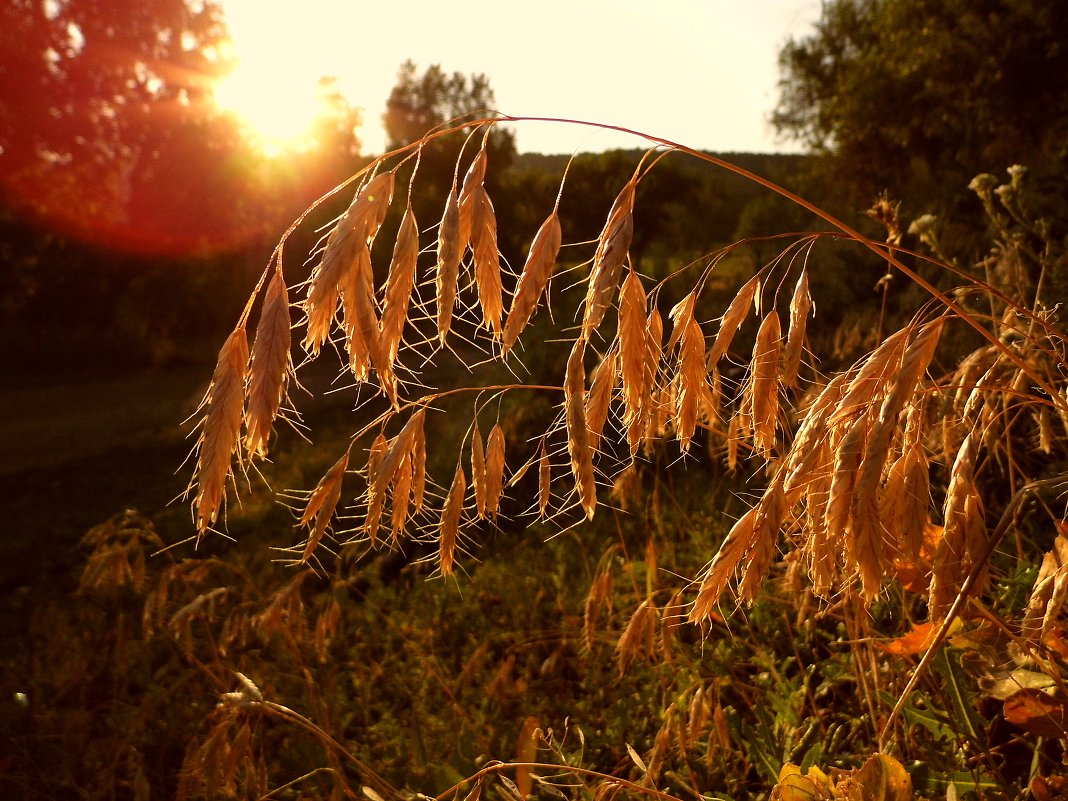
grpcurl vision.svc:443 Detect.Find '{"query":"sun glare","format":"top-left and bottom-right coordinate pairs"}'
top-left (213, 65), bottom-right (324, 157)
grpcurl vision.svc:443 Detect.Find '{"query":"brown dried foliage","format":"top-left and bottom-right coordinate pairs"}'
top-left (245, 270), bottom-right (292, 460)
top-left (503, 211), bottom-right (562, 352)
top-left (582, 179), bottom-right (635, 337)
top-left (192, 326), bottom-right (249, 535)
top-left (191, 123), bottom-right (1068, 672)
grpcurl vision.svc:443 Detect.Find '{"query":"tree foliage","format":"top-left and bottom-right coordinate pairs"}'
top-left (773, 0), bottom-right (1068, 217)
top-left (383, 60), bottom-right (514, 156)
top-left (0, 0), bottom-right (361, 255)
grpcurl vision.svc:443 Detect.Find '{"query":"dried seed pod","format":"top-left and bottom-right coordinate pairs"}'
top-left (565, 338), bottom-right (597, 519)
top-left (641, 309), bottom-right (664, 452)
top-left (471, 418), bottom-right (487, 519)
top-left (586, 347), bottom-right (618, 452)
top-left (538, 439), bottom-right (551, 517)
top-left (470, 186), bottom-right (504, 337)
top-left (458, 148), bottom-right (488, 246)
top-left (749, 310), bottom-right (782, 455)
top-left (882, 439), bottom-right (930, 560)
top-left (366, 410), bottom-right (425, 542)
top-left (827, 413), bottom-right (872, 585)
top-left (389, 456), bottom-right (413, 543)
top-left (617, 599), bottom-right (657, 674)
top-left (582, 180), bottom-right (635, 337)
top-left (674, 315), bottom-right (710, 451)
top-left (340, 245), bottom-right (382, 383)
top-left (246, 271), bottom-right (292, 460)
top-left (708, 274), bottom-right (759, 365)
top-left (436, 188), bottom-right (463, 344)
top-left (438, 460), bottom-right (466, 576)
top-left (503, 211), bottom-right (562, 353)
top-left (619, 269), bottom-right (649, 451)
top-left (299, 450), bottom-right (349, 562)
top-left (737, 476), bottom-right (786, 603)
top-left (305, 171), bottom-right (395, 355)
top-left (831, 327), bottom-right (910, 425)
top-left (485, 424), bottom-right (506, 519)
top-left (930, 432), bottom-right (985, 617)
top-left (803, 468), bottom-right (835, 597)
top-left (193, 327), bottom-right (249, 535)
top-left (583, 568), bottom-right (614, 652)
top-left (380, 205), bottom-right (419, 370)
top-left (781, 271), bottom-right (812, 388)
top-left (691, 505), bottom-right (760, 620)
top-left (411, 420), bottom-right (427, 513)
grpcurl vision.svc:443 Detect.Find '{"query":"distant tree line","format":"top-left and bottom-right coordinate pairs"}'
top-left (2, 0), bottom-right (1065, 372)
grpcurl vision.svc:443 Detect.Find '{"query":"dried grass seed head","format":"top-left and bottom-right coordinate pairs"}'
top-left (194, 326), bottom-right (250, 535)
top-left (246, 271), bottom-right (292, 460)
top-left (582, 180), bottom-right (636, 337)
top-left (503, 210), bottom-right (563, 353)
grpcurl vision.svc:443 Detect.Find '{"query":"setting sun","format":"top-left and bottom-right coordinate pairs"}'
top-left (209, 1), bottom-right (375, 158)
top-left (212, 66), bottom-right (325, 156)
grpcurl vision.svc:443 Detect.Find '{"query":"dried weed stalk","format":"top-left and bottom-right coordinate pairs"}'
top-left (186, 117), bottom-right (1068, 643)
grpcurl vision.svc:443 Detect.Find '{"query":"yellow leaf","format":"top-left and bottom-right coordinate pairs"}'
top-left (771, 773), bottom-right (821, 801)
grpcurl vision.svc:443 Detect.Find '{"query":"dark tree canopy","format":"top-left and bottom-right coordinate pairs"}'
top-left (773, 0), bottom-right (1068, 214)
top-left (383, 60), bottom-right (513, 152)
top-left (0, 0), bottom-right (360, 255)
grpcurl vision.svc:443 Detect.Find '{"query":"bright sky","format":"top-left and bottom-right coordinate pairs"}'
top-left (217, 0), bottom-right (822, 156)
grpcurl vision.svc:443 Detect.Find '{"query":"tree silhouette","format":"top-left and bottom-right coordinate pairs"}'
top-left (0, 0), bottom-right (361, 255)
top-left (773, 0), bottom-right (1068, 227)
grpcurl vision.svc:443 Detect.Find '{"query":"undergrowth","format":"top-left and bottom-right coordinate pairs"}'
top-left (6, 118), bottom-right (1068, 800)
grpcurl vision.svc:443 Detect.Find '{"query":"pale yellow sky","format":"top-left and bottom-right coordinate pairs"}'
top-left (218, 0), bottom-right (822, 155)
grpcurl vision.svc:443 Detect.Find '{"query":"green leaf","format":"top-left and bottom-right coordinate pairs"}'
top-left (932, 647), bottom-right (986, 746)
top-left (878, 689), bottom-right (954, 742)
